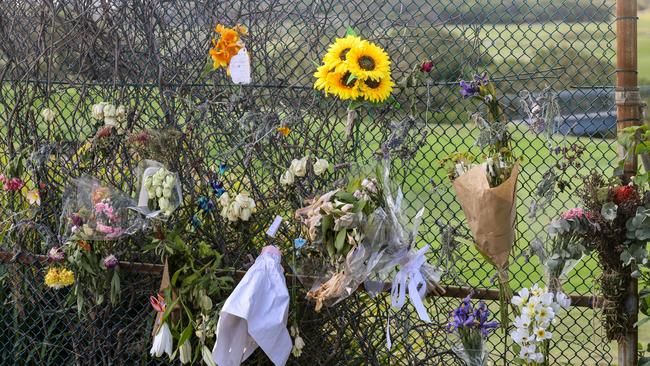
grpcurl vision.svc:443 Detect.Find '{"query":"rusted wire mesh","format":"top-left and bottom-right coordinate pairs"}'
top-left (0, 0), bottom-right (616, 365)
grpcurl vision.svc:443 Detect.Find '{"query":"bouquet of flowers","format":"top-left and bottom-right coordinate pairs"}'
top-left (313, 29), bottom-right (394, 104)
top-left (61, 176), bottom-right (142, 241)
top-left (510, 285), bottom-right (571, 366)
top-left (578, 172), bottom-right (646, 340)
top-left (443, 74), bottom-right (519, 326)
top-left (134, 160), bottom-right (183, 219)
top-left (447, 295), bottom-right (499, 366)
top-left (538, 208), bottom-right (593, 292)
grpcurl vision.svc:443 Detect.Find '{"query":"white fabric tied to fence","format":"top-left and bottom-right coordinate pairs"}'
top-left (212, 246), bottom-right (291, 366)
top-left (390, 245), bottom-right (431, 323)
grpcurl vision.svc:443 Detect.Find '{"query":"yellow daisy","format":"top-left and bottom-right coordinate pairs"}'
top-left (322, 35), bottom-right (363, 70)
top-left (326, 70), bottom-right (360, 100)
top-left (360, 77), bottom-right (393, 103)
top-left (345, 41), bottom-right (391, 81)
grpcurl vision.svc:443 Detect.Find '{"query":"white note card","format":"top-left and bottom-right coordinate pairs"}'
top-left (266, 215), bottom-right (283, 238)
top-left (229, 47), bottom-right (251, 85)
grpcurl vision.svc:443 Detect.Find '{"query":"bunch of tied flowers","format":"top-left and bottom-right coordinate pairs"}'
top-left (209, 24), bottom-right (248, 70)
top-left (314, 30), bottom-right (393, 103)
top-left (510, 285), bottom-right (571, 365)
top-left (447, 295), bottom-right (499, 366)
top-left (219, 191), bottom-right (257, 223)
top-left (280, 156), bottom-right (330, 186)
top-left (144, 167), bottom-right (177, 217)
top-left (540, 207), bottom-right (594, 292)
top-left (91, 101), bottom-right (127, 127)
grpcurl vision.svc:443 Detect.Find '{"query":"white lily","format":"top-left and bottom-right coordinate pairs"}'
top-left (150, 322), bottom-right (173, 358)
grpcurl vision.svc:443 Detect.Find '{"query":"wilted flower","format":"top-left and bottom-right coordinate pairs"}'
top-left (103, 254), bottom-right (119, 269)
top-left (290, 157), bottom-right (309, 177)
top-left (1, 175), bottom-right (25, 192)
top-left (280, 169), bottom-right (295, 186)
top-left (103, 104), bottom-right (117, 126)
top-left (613, 185), bottom-right (636, 204)
top-left (277, 126), bottom-right (291, 136)
top-left (290, 325), bottom-right (305, 358)
top-left (420, 61), bottom-right (434, 73)
top-left (115, 105), bottom-right (127, 123)
top-left (47, 247), bottom-right (65, 262)
top-left (41, 108), bottom-right (56, 122)
top-left (150, 322), bottom-right (173, 358)
top-left (313, 158), bottom-right (329, 176)
top-left (91, 103), bottom-right (105, 120)
top-left (459, 80), bottom-right (480, 99)
top-left (179, 340), bottom-right (192, 364)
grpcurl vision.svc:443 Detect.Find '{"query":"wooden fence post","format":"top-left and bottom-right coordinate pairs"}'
top-left (616, 0), bottom-right (640, 364)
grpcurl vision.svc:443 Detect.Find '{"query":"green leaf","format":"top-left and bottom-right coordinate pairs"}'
top-left (110, 271), bottom-right (120, 305)
top-left (321, 215), bottom-right (333, 233)
top-left (202, 345), bottom-right (217, 366)
top-left (335, 229), bottom-right (347, 252)
top-left (635, 317), bottom-right (650, 328)
top-left (178, 324), bottom-right (193, 347)
top-left (345, 26), bottom-right (357, 36)
top-left (335, 191), bottom-right (356, 203)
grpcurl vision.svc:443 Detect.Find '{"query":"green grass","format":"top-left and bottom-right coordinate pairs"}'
top-left (639, 11), bottom-right (650, 84)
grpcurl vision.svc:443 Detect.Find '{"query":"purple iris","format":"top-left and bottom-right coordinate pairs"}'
top-left (197, 196), bottom-right (215, 213)
top-left (459, 80), bottom-right (479, 98)
top-left (447, 295), bottom-right (498, 337)
top-left (473, 73), bottom-right (489, 86)
top-left (210, 180), bottom-right (225, 197)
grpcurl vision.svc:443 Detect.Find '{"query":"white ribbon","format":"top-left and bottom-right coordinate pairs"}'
top-left (390, 245), bottom-right (431, 323)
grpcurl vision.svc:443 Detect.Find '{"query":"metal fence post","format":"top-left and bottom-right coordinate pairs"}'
top-left (616, 0), bottom-right (640, 364)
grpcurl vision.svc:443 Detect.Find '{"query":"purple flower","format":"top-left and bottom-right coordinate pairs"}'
top-left (210, 180), bottom-right (225, 197)
top-left (459, 80), bottom-right (479, 98)
top-left (447, 295), bottom-right (498, 337)
top-left (70, 213), bottom-right (83, 227)
top-left (47, 247), bottom-right (65, 262)
top-left (473, 73), bottom-right (489, 86)
top-left (103, 254), bottom-right (119, 269)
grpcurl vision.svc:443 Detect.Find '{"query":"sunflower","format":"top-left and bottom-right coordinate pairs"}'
top-left (345, 41), bottom-right (391, 81)
top-left (359, 76), bottom-right (393, 103)
top-left (313, 64), bottom-right (332, 91)
top-left (326, 70), bottom-right (360, 100)
top-left (322, 35), bottom-right (363, 70)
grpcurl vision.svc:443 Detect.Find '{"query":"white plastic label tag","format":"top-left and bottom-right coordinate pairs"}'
top-left (266, 215), bottom-right (283, 238)
top-left (229, 47), bottom-right (251, 85)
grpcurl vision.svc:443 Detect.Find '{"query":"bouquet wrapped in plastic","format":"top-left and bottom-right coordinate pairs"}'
top-left (447, 295), bottom-right (499, 366)
top-left (294, 162), bottom-right (442, 312)
top-left (133, 160), bottom-right (183, 219)
top-left (61, 175), bottom-right (143, 241)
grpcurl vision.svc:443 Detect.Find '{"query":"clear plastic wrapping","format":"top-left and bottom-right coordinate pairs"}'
top-left (132, 160), bottom-right (183, 219)
top-left (60, 175), bottom-right (143, 241)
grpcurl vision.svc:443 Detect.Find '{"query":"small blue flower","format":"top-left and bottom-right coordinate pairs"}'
top-left (294, 238), bottom-right (307, 249)
top-left (219, 162), bottom-right (228, 175)
top-left (197, 196), bottom-right (215, 213)
top-left (190, 214), bottom-right (202, 229)
top-left (210, 180), bottom-right (226, 197)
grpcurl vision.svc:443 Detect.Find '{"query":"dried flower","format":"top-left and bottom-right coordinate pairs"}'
top-left (420, 61), bottom-right (434, 73)
top-left (103, 104), bottom-right (117, 126)
top-left (78, 240), bottom-right (91, 252)
top-left (277, 126), bottom-right (291, 136)
top-left (280, 169), bottom-right (295, 186)
top-left (25, 189), bottom-right (40, 205)
top-left (47, 247), bottom-right (65, 262)
top-left (313, 158), bottom-right (329, 176)
top-left (613, 185), bottom-right (636, 204)
top-left (103, 254), bottom-right (119, 269)
top-left (91, 103), bottom-right (105, 120)
top-left (40, 108), bottom-right (56, 122)
top-left (115, 105), bottom-right (127, 123)
top-left (1, 175), bottom-right (25, 192)
top-left (290, 157), bottom-right (308, 177)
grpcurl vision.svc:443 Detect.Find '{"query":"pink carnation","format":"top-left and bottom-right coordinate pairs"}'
top-left (561, 208), bottom-right (591, 220)
top-left (1, 175), bottom-right (25, 192)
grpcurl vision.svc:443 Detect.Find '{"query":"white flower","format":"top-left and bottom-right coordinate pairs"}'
top-left (291, 335), bottom-right (305, 357)
top-left (41, 108), bottom-right (56, 122)
top-left (531, 352), bottom-right (545, 363)
top-left (162, 188), bottom-right (172, 199)
top-left (179, 339), bottom-right (192, 364)
top-left (280, 169), bottom-right (295, 186)
top-left (321, 201), bottom-right (334, 214)
top-left (91, 103), bottom-right (105, 120)
top-left (334, 213), bottom-right (355, 230)
top-left (313, 158), bottom-right (329, 176)
top-left (555, 291), bottom-right (571, 309)
top-left (519, 344), bottom-right (537, 361)
top-left (536, 306), bottom-right (554, 326)
top-left (530, 283), bottom-right (544, 297)
top-left (103, 104), bottom-right (117, 126)
top-left (155, 186), bottom-right (163, 198)
top-left (116, 105), bottom-right (127, 123)
top-left (159, 197), bottom-right (169, 211)
top-left (219, 192), bottom-right (230, 207)
top-left (511, 294), bottom-right (526, 307)
top-left (513, 315), bottom-right (531, 329)
top-left (290, 157), bottom-right (308, 177)
top-left (533, 327), bottom-right (552, 341)
top-left (361, 178), bottom-right (377, 193)
top-left (540, 292), bottom-right (554, 306)
top-left (150, 322), bottom-right (173, 358)
top-left (341, 203), bottom-right (353, 213)
top-left (511, 328), bottom-right (531, 345)
top-left (516, 287), bottom-right (530, 302)
top-left (26, 189), bottom-right (41, 206)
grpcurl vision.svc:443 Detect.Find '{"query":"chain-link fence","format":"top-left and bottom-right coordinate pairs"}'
top-left (0, 0), bottom-right (620, 365)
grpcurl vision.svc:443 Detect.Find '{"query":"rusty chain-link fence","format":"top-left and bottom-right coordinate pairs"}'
top-left (0, 0), bottom-right (620, 365)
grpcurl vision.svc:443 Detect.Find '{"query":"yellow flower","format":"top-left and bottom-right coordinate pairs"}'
top-left (25, 189), bottom-right (40, 206)
top-left (45, 267), bottom-right (75, 289)
top-left (326, 70), bottom-right (360, 100)
top-left (322, 35), bottom-right (363, 70)
top-left (313, 64), bottom-right (333, 91)
top-left (209, 24), bottom-right (246, 70)
top-left (345, 41), bottom-right (391, 81)
top-left (277, 126), bottom-right (291, 136)
top-left (359, 76), bottom-right (393, 103)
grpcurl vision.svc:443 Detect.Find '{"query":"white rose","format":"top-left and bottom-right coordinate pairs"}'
top-left (159, 197), bottom-right (169, 211)
top-left (41, 108), bottom-right (56, 122)
top-left (219, 192), bottom-right (230, 207)
top-left (162, 188), bottom-right (172, 198)
top-left (91, 103), bottom-right (105, 120)
top-left (280, 169), bottom-right (295, 186)
top-left (240, 207), bottom-right (252, 221)
top-left (227, 203), bottom-right (240, 222)
top-left (290, 157), bottom-right (308, 177)
top-left (313, 158), bottom-right (329, 176)
top-left (155, 186), bottom-right (163, 198)
top-left (103, 104), bottom-right (117, 126)
top-left (116, 105), bottom-right (127, 123)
